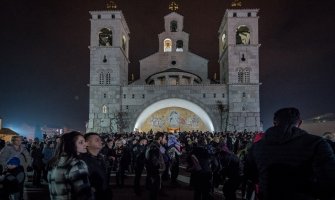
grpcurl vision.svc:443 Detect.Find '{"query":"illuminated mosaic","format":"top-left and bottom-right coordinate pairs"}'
top-left (139, 107), bottom-right (209, 132)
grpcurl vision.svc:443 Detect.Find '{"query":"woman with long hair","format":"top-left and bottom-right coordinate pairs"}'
top-left (47, 131), bottom-right (94, 200)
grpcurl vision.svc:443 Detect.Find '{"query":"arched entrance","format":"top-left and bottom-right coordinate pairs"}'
top-left (134, 98), bottom-right (214, 132)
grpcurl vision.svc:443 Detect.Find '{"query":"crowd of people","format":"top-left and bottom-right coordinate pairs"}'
top-left (0, 107), bottom-right (335, 200)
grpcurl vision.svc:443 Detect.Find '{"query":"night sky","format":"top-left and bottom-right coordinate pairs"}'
top-left (1, 0), bottom-right (334, 136)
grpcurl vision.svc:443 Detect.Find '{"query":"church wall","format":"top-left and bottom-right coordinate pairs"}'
top-left (120, 84), bottom-right (227, 131)
top-left (227, 46), bottom-right (259, 83)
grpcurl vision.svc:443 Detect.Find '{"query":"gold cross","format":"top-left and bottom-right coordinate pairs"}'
top-left (231, 0), bottom-right (242, 7)
top-left (106, 1), bottom-right (117, 10)
top-left (169, 1), bottom-right (179, 11)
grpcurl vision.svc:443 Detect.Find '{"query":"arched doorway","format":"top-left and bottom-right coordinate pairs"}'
top-left (134, 98), bottom-right (214, 132)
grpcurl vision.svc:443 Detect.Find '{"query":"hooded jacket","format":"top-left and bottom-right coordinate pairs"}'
top-left (246, 126), bottom-right (335, 200)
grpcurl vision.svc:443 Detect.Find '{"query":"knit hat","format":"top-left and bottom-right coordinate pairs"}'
top-left (7, 157), bottom-right (20, 166)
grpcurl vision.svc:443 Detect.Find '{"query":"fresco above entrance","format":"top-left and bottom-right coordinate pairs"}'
top-left (139, 107), bottom-right (209, 132)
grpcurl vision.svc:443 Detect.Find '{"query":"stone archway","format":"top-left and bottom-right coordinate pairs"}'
top-left (133, 98), bottom-right (214, 132)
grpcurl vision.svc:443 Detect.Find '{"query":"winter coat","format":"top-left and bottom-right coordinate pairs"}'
top-left (245, 126), bottom-right (335, 200)
top-left (0, 144), bottom-right (31, 172)
top-left (187, 146), bottom-right (212, 189)
top-left (145, 141), bottom-right (165, 175)
top-left (80, 153), bottom-right (111, 200)
top-left (31, 146), bottom-right (44, 170)
top-left (47, 156), bottom-right (94, 200)
top-left (1, 165), bottom-right (25, 200)
top-left (42, 146), bottom-right (55, 165)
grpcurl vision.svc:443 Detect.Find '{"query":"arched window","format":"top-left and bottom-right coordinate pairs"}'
top-left (244, 68), bottom-right (250, 83)
top-left (236, 25), bottom-right (250, 45)
top-left (102, 105), bottom-right (108, 114)
top-left (106, 72), bottom-right (111, 84)
top-left (221, 33), bottom-right (226, 48)
top-left (170, 20), bottom-right (178, 32)
top-left (122, 35), bottom-right (126, 51)
top-left (176, 40), bottom-right (183, 52)
top-left (99, 72), bottom-right (104, 84)
top-left (99, 28), bottom-right (113, 46)
top-left (164, 38), bottom-right (172, 52)
top-left (237, 69), bottom-right (243, 83)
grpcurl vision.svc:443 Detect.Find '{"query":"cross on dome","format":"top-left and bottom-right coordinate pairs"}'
top-left (231, 0), bottom-right (243, 7)
top-left (106, 1), bottom-right (117, 10)
top-left (169, 1), bottom-right (179, 11)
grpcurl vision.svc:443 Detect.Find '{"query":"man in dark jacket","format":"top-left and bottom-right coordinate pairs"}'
top-left (187, 137), bottom-right (213, 200)
top-left (245, 107), bottom-right (335, 200)
top-left (145, 132), bottom-right (166, 200)
top-left (133, 137), bottom-right (147, 195)
top-left (217, 145), bottom-right (242, 200)
top-left (81, 133), bottom-right (112, 200)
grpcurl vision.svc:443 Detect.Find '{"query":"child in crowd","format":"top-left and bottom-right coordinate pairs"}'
top-left (0, 157), bottom-right (25, 200)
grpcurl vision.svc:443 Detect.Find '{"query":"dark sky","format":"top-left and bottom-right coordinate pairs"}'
top-left (0, 0), bottom-right (334, 135)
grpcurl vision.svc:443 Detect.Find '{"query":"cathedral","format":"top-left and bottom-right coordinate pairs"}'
top-left (86, 7), bottom-right (261, 133)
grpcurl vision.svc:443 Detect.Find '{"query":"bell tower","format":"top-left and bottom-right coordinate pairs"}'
top-left (218, 9), bottom-right (261, 131)
top-left (87, 10), bottom-right (130, 133)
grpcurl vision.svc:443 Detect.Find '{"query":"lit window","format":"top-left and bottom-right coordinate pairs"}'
top-left (164, 38), bottom-right (172, 52)
top-left (122, 35), bottom-right (126, 51)
top-left (221, 33), bottom-right (226, 48)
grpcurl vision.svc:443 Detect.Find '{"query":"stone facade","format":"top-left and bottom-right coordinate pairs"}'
top-left (87, 9), bottom-right (261, 133)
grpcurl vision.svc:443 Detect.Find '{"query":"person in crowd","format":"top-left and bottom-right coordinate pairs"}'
top-left (42, 141), bottom-right (55, 182)
top-left (0, 157), bottom-right (25, 200)
top-left (30, 141), bottom-right (44, 186)
top-left (245, 107), bottom-right (335, 200)
top-left (100, 137), bottom-right (115, 185)
top-left (112, 137), bottom-right (127, 187)
top-left (145, 132), bottom-right (166, 200)
top-left (47, 131), bottom-right (94, 200)
top-left (81, 132), bottom-right (112, 200)
top-left (217, 144), bottom-right (242, 200)
top-left (133, 137), bottom-right (148, 195)
top-left (186, 136), bottom-right (212, 200)
top-left (167, 134), bottom-right (182, 186)
top-left (0, 136), bottom-right (32, 173)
